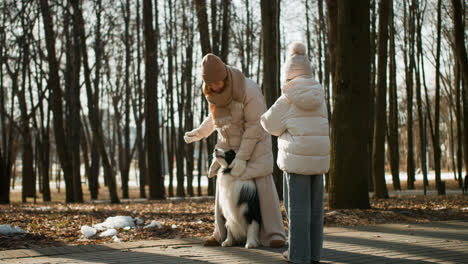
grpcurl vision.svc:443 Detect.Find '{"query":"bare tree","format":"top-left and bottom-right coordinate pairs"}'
top-left (450, 0), bottom-right (468, 178)
top-left (220, 0), bottom-right (231, 63)
top-left (133, 0), bottom-right (147, 198)
top-left (195, 0), bottom-right (212, 55)
top-left (433, 0), bottom-right (442, 192)
top-left (182, 0), bottom-right (196, 197)
top-left (415, 0), bottom-right (428, 192)
top-left (403, 0), bottom-right (416, 189)
top-left (261, 0), bottom-right (282, 198)
top-left (372, 0), bottom-right (390, 199)
top-left (39, 0), bottom-right (78, 203)
top-left (368, 0), bottom-right (377, 192)
top-left (144, 0), bottom-right (164, 199)
top-left (328, 0), bottom-right (371, 209)
top-left (387, 0), bottom-right (400, 191)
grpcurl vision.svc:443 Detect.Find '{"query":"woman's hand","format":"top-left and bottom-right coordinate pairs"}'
top-left (184, 129), bottom-right (202, 144)
top-left (229, 158), bottom-right (247, 177)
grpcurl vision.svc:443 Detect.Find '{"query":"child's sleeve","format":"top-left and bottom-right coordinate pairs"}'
top-left (260, 95), bottom-right (289, 137)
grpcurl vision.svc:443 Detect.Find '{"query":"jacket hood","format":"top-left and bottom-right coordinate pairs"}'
top-left (281, 78), bottom-right (323, 110)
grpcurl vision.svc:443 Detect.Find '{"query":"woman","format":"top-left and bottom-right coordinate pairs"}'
top-left (184, 53), bottom-right (286, 248)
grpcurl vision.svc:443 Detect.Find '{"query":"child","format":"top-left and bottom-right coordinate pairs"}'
top-left (260, 42), bottom-right (330, 263)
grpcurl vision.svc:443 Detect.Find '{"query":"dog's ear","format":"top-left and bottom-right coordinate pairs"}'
top-left (224, 150), bottom-right (236, 165)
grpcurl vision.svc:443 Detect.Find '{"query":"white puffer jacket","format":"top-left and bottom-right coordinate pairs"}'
top-left (260, 77), bottom-right (330, 175)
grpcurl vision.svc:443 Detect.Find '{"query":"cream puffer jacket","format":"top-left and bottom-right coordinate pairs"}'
top-left (196, 79), bottom-right (274, 180)
top-left (260, 77), bottom-right (330, 175)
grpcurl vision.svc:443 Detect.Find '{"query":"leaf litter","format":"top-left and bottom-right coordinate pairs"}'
top-left (1, 195), bottom-right (467, 250)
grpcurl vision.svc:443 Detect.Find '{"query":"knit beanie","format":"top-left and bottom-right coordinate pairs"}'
top-left (201, 53), bottom-right (227, 82)
top-left (284, 42), bottom-right (313, 81)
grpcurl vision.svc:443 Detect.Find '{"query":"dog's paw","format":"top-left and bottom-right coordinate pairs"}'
top-left (222, 239), bottom-right (233, 247)
top-left (245, 240), bottom-right (260, 249)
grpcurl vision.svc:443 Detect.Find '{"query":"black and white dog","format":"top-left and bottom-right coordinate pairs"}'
top-left (214, 148), bottom-right (261, 248)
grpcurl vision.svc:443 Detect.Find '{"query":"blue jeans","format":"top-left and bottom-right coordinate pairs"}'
top-left (283, 172), bottom-right (324, 263)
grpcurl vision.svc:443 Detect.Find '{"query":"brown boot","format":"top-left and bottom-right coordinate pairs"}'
top-left (203, 236), bottom-right (220, 247)
top-left (270, 239), bottom-right (286, 248)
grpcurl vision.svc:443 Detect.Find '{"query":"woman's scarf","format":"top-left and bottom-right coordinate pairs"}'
top-left (203, 66), bottom-right (246, 128)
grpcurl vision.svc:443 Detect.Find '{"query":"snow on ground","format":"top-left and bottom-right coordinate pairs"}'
top-left (99, 228), bottom-right (117, 237)
top-left (80, 225), bottom-right (97, 238)
top-left (143, 220), bottom-right (162, 229)
top-left (80, 216), bottom-right (161, 241)
top-left (0, 224), bottom-right (26, 235)
top-left (93, 216), bottom-right (135, 230)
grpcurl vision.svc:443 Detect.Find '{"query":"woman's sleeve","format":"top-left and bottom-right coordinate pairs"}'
top-left (260, 95), bottom-right (289, 137)
top-left (197, 114), bottom-right (215, 138)
top-left (235, 87), bottom-right (267, 161)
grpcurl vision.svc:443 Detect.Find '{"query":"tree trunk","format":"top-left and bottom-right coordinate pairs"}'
top-left (433, 0), bottom-right (442, 192)
top-left (328, 0), bottom-right (371, 209)
top-left (0, 20), bottom-right (11, 204)
top-left (70, 0), bottom-right (83, 203)
top-left (211, 0), bottom-right (220, 56)
top-left (325, 0), bottom-right (337, 192)
top-left (183, 0), bottom-right (195, 197)
top-left (415, 0), bottom-right (427, 192)
top-left (195, 0), bottom-right (212, 55)
top-left (368, 0), bottom-right (377, 192)
top-left (144, 0), bottom-right (164, 199)
top-left (220, 0), bottom-right (231, 63)
top-left (16, 35), bottom-right (35, 201)
top-left (305, 0), bottom-right (312, 58)
top-left (404, 0), bottom-right (416, 190)
top-left (74, 0), bottom-right (119, 203)
top-left (120, 0), bottom-right (132, 199)
top-left (135, 0), bottom-right (146, 199)
top-left (260, 0), bottom-right (282, 199)
top-left (372, 0), bottom-right (390, 199)
top-left (463, 81), bottom-right (468, 179)
top-left (455, 63), bottom-right (463, 188)
top-left (387, 0), bottom-right (400, 191)
top-left (450, 0), bottom-right (468, 179)
top-left (40, 109), bottom-right (51, 202)
top-left (39, 0), bottom-right (74, 203)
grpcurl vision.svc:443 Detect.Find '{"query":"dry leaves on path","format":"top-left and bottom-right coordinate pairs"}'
top-left (1, 195), bottom-right (467, 250)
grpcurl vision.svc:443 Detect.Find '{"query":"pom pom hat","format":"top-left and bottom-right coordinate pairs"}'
top-left (284, 42), bottom-right (313, 81)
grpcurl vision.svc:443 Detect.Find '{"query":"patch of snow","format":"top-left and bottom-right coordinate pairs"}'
top-left (99, 228), bottom-right (117, 237)
top-left (0, 224), bottom-right (25, 235)
top-left (112, 235), bottom-right (121, 242)
top-left (144, 220), bottom-right (162, 229)
top-left (93, 216), bottom-right (135, 230)
top-left (80, 225), bottom-right (97, 238)
top-left (124, 226), bottom-right (131, 230)
top-left (35, 207), bottom-right (52, 211)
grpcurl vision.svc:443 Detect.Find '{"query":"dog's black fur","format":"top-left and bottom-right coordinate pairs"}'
top-left (221, 150), bottom-right (261, 225)
top-left (216, 149), bottom-right (262, 247)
